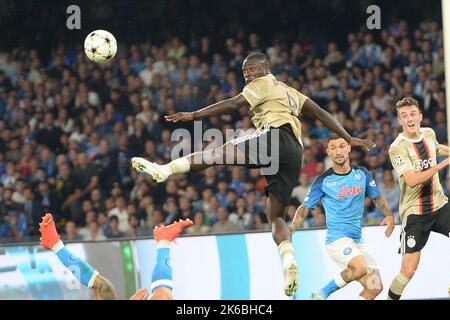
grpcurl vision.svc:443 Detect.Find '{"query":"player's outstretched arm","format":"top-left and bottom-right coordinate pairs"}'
top-left (39, 213), bottom-right (117, 300)
top-left (289, 205), bottom-right (310, 233)
top-left (165, 93), bottom-right (250, 122)
top-left (301, 98), bottom-right (376, 151)
top-left (402, 157), bottom-right (450, 188)
top-left (372, 196), bottom-right (395, 237)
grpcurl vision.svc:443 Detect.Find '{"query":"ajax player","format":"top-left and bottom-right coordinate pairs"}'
top-left (387, 97), bottom-right (450, 300)
top-left (131, 52), bottom-right (375, 296)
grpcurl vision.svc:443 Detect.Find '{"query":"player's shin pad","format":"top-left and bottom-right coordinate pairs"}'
top-left (388, 272), bottom-right (410, 300)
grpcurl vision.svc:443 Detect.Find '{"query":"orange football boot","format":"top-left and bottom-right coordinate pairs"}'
top-left (39, 213), bottom-right (61, 250)
top-left (153, 219), bottom-right (193, 242)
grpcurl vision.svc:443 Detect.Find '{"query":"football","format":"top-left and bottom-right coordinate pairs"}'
top-left (84, 30), bottom-right (117, 63)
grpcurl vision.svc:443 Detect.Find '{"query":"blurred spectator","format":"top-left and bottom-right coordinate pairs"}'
top-left (147, 209), bottom-right (165, 231)
top-left (162, 198), bottom-right (181, 225)
top-left (35, 113), bottom-right (63, 152)
top-left (108, 195), bottom-right (130, 233)
top-left (211, 207), bottom-right (240, 233)
top-left (433, 110), bottom-right (447, 143)
top-left (253, 212), bottom-right (270, 231)
top-left (127, 214), bottom-right (149, 237)
top-left (306, 205), bottom-right (326, 228)
top-left (301, 147), bottom-right (318, 178)
top-left (22, 185), bottom-right (42, 235)
top-left (186, 211), bottom-right (210, 234)
top-left (228, 197), bottom-right (253, 230)
top-left (83, 220), bottom-right (107, 241)
top-left (291, 173), bottom-right (311, 204)
top-left (378, 170), bottom-right (401, 222)
top-left (106, 215), bottom-right (125, 239)
top-left (178, 197), bottom-right (193, 220)
top-left (63, 220), bottom-right (82, 241)
top-left (36, 182), bottom-right (61, 220)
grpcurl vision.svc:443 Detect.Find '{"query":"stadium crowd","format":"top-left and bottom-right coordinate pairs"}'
top-left (0, 17), bottom-right (449, 243)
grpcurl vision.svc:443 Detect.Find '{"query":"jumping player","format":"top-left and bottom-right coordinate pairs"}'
top-left (131, 52), bottom-right (375, 296)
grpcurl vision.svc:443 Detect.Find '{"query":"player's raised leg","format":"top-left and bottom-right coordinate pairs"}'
top-left (39, 213), bottom-right (118, 300)
top-left (150, 219), bottom-right (193, 300)
top-left (387, 252), bottom-right (420, 300)
top-left (266, 193), bottom-right (299, 297)
top-left (131, 141), bottom-right (237, 183)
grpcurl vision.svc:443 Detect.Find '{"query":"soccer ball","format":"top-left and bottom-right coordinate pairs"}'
top-left (84, 30), bottom-right (117, 63)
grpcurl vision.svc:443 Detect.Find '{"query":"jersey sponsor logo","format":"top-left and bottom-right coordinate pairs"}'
top-left (407, 235), bottom-right (416, 248)
top-left (343, 247), bottom-right (352, 255)
top-left (393, 155), bottom-right (404, 167)
top-left (325, 181), bottom-right (337, 187)
top-left (413, 158), bottom-right (434, 170)
top-left (336, 185), bottom-right (362, 199)
top-left (354, 174), bottom-right (361, 181)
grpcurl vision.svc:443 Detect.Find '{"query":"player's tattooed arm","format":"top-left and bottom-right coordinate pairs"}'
top-left (289, 205), bottom-right (310, 233)
top-left (372, 196), bottom-right (393, 217)
top-left (372, 196), bottom-right (395, 237)
top-left (92, 275), bottom-right (118, 300)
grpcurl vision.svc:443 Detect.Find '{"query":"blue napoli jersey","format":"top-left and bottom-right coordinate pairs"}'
top-left (303, 166), bottom-right (380, 244)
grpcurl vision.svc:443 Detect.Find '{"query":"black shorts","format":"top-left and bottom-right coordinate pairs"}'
top-left (399, 202), bottom-right (450, 254)
top-left (231, 124), bottom-right (303, 206)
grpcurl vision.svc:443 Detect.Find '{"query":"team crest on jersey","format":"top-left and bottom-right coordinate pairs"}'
top-left (407, 236), bottom-right (416, 248)
top-left (354, 174), bottom-right (361, 181)
top-left (393, 156), bottom-right (403, 167)
top-left (369, 180), bottom-right (376, 187)
top-left (343, 247), bottom-right (352, 255)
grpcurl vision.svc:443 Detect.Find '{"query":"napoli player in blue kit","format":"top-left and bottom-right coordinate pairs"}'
top-left (290, 134), bottom-right (395, 300)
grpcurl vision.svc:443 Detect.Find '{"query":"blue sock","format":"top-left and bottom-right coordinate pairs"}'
top-left (151, 247), bottom-right (173, 292)
top-left (55, 246), bottom-right (97, 287)
top-left (321, 273), bottom-right (347, 298)
top-left (321, 279), bottom-right (341, 298)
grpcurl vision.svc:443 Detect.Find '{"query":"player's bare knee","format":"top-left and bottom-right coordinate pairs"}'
top-left (400, 265), bottom-right (416, 278)
top-left (364, 275), bottom-right (383, 296)
top-left (354, 267), bottom-right (368, 279)
top-left (348, 259), bottom-right (368, 280)
top-left (272, 216), bottom-right (286, 225)
top-left (347, 263), bottom-right (368, 280)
